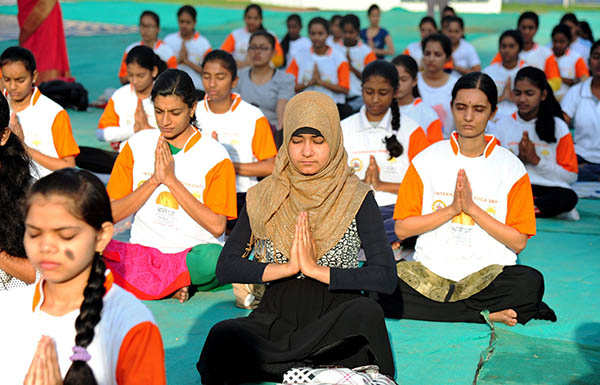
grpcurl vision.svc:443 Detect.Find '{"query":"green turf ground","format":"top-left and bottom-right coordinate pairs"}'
top-left (1, 3), bottom-right (599, 383)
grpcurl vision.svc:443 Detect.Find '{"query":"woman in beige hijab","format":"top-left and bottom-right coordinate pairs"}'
top-left (197, 91), bottom-right (397, 384)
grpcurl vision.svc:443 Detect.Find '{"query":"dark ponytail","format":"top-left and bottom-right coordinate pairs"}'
top-left (362, 60), bottom-right (403, 159)
top-left (514, 66), bottom-right (562, 143)
top-left (391, 54), bottom-right (420, 97)
top-left (126, 45), bottom-right (164, 78)
top-left (63, 254), bottom-right (106, 385)
top-left (26, 168), bottom-right (113, 385)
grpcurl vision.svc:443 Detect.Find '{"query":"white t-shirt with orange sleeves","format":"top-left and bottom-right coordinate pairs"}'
top-left (0, 272), bottom-right (166, 385)
top-left (221, 27), bottom-right (284, 68)
top-left (9, 88), bottom-right (80, 179)
top-left (451, 39), bottom-right (481, 70)
top-left (561, 78), bottom-right (600, 164)
top-left (164, 31), bottom-right (212, 90)
top-left (491, 113), bottom-right (578, 189)
top-left (554, 49), bottom-right (589, 101)
top-left (325, 36), bottom-right (345, 54)
top-left (399, 97), bottom-right (443, 143)
top-left (118, 40), bottom-right (177, 79)
top-left (107, 129), bottom-right (237, 253)
top-left (195, 93), bottom-right (277, 193)
top-left (417, 72), bottom-right (459, 138)
top-left (344, 41), bottom-right (377, 97)
top-left (287, 36), bottom-right (312, 66)
top-left (483, 60), bottom-right (526, 120)
top-left (286, 47), bottom-right (350, 104)
top-left (394, 133), bottom-right (536, 281)
top-left (491, 43), bottom-right (562, 91)
top-left (342, 105), bottom-right (429, 207)
top-left (97, 84), bottom-right (158, 145)
top-left (403, 41), bottom-right (423, 66)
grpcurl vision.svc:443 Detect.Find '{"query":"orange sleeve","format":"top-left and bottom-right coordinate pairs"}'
top-left (51, 110), bottom-right (80, 158)
top-left (443, 58), bottom-right (453, 70)
top-left (252, 116), bottom-right (277, 161)
top-left (408, 128), bottom-right (430, 161)
top-left (426, 119), bottom-right (443, 143)
top-left (506, 173), bottom-right (536, 236)
top-left (337, 61), bottom-right (350, 89)
top-left (286, 59), bottom-right (299, 82)
top-left (98, 98), bottom-right (119, 129)
top-left (166, 55), bottom-right (178, 69)
top-left (403, 48), bottom-right (410, 55)
top-left (203, 158), bottom-right (238, 219)
top-left (393, 163), bottom-right (424, 220)
top-left (116, 322), bottom-right (166, 385)
top-left (545, 55), bottom-right (562, 92)
top-left (490, 52), bottom-right (501, 65)
top-left (118, 51), bottom-right (128, 78)
top-left (364, 51), bottom-right (377, 66)
top-left (575, 57), bottom-right (589, 78)
top-left (272, 38), bottom-right (284, 68)
top-left (556, 133), bottom-right (578, 173)
top-left (221, 33), bottom-right (235, 53)
top-left (106, 143), bottom-right (134, 200)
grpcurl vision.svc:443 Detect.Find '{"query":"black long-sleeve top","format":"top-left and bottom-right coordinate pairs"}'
top-left (216, 191), bottom-right (398, 294)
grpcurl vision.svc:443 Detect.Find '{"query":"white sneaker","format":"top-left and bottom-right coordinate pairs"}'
top-left (556, 208), bottom-right (580, 221)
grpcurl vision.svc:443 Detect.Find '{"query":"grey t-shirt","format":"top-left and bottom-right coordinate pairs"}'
top-left (234, 67), bottom-right (295, 128)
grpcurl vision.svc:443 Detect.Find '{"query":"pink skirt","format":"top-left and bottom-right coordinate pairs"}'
top-left (103, 240), bottom-right (191, 300)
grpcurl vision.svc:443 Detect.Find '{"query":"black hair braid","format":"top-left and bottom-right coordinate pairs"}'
top-left (63, 254), bottom-right (106, 385)
top-left (384, 98), bottom-right (403, 159)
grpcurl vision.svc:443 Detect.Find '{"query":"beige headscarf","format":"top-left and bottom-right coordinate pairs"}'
top-left (246, 91), bottom-right (371, 260)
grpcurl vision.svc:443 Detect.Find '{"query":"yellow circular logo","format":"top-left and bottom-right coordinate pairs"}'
top-left (432, 200), bottom-right (446, 212)
top-left (156, 191), bottom-right (179, 209)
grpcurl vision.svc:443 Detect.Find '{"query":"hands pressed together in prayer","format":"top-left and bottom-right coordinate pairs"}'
top-left (363, 155), bottom-right (381, 190)
top-left (518, 131), bottom-right (540, 166)
top-left (24, 336), bottom-right (62, 385)
top-left (9, 112), bottom-right (25, 142)
top-left (286, 212), bottom-right (320, 278)
top-left (151, 135), bottom-right (177, 187)
top-left (450, 169), bottom-right (476, 217)
top-left (133, 98), bottom-right (152, 134)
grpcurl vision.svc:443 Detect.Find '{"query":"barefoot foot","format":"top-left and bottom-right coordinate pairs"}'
top-left (489, 309), bottom-right (518, 326)
top-left (172, 286), bottom-right (190, 303)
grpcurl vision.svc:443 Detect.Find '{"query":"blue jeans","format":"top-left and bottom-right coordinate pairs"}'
top-left (577, 155), bottom-right (600, 182)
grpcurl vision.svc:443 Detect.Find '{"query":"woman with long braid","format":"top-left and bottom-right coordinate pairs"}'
top-left (342, 60), bottom-right (430, 244)
top-left (0, 168), bottom-right (166, 384)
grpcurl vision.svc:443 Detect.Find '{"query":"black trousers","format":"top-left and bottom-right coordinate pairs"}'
top-left (378, 265), bottom-right (556, 325)
top-left (532, 184), bottom-right (578, 218)
top-left (75, 146), bottom-right (118, 174)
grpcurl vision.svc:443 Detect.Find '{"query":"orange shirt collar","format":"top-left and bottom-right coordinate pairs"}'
top-left (203, 93), bottom-right (241, 113)
top-left (32, 270), bottom-right (115, 312)
top-left (450, 131), bottom-right (498, 158)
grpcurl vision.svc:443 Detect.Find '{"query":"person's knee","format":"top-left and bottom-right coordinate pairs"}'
top-left (564, 188), bottom-right (579, 211)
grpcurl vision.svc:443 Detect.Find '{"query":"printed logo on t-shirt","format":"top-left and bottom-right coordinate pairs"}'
top-left (350, 158), bottom-right (363, 172)
top-left (156, 191), bottom-right (179, 210)
top-left (432, 200), bottom-right (446, 211)
top-left (451, 212), bottom-right (475, 226)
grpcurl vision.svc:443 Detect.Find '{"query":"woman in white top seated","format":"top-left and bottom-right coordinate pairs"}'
top-left (491, 67), bottom-right (578, 218)
top-left (378, 72), bottom-right (556, 326)
top-left (403, 16), bottom-right (438, 69)
top-left (561, 39), bottom-right (600, 182)
top-left (341, 60), bottom-right (429, 244)
top-left (441, 16), bottom-right (481, 75)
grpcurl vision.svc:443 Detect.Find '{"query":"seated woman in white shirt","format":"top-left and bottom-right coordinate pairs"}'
top-left (561, 40), bottom-right (600, 182)
top-left (418, 33), bottom-right (460, 137)
top-left (164, 5), bottom-right (212, 91)
top-left (551, 24), bottom-right (589, 101)
top-left (483, 30), bottom-right (526, 121)
top-left (392, 54), bottom-right (443, 143)
top-left (281, 14), bottom-right (311, 68)
top-left (286, 17), bottom-right (352, 119)
top-left (378, 72), bottom-right (556, 326)
top-left (441, 16), bottom-right (481, 75)
top-left (403, 16), bottom-right (438, 69)
top-left (341, 60), bottom-right (430, 244)
top-left (97, 46), bottom-right (160, 151)
top-left (491, 67), bottom-right (578, 218)
top-left (105, 70), bottom-right (238, 303)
